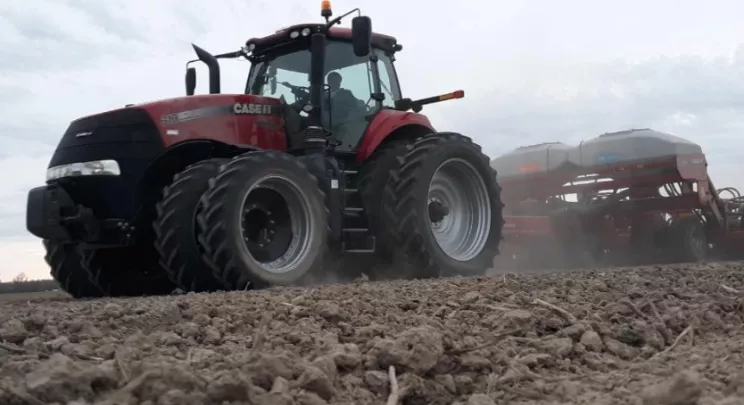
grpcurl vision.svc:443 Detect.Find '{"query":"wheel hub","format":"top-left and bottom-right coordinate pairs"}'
top-left (243, 205), bottom-right (276, 246)
top-left (427, 158), bottom-right (492, 262)
top-left (428, 198), bottom-right (450, 224)
top-left (237, 175), bottom-right (315, 275)
top-left (240, 188), bottom-right (293, 265)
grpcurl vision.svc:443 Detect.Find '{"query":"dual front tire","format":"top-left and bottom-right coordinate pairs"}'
top-left (43, 240), bottom-right (175, 298)
top-left (152, 151), bottom-right (328, 292)
top-left (44, 151), bottom-right (327, 298)
top-left (196, 151), bottom-right (328, 290)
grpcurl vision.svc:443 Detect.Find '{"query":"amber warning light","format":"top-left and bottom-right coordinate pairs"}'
top-left (439, 90), bottom-right (465, 101)
top-left (321, 0), bottom-right (332, 17)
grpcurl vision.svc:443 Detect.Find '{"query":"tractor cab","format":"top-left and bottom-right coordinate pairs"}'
top-left (186, 1), bottom-right (404, 152)
top-left (244, 28), bottom-right (402, 151)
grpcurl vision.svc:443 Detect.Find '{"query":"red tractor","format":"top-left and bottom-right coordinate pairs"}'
top-left (26, 3), bottom-right (504, 298)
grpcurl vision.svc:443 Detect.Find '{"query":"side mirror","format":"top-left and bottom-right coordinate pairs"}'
top-left (351, 16), bottom-right (372, 57)
top-left (185, 67), bottom-right (196, 96)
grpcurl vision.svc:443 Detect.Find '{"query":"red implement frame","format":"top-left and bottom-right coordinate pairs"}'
top-left (496, 153), bottom-right (744, 268)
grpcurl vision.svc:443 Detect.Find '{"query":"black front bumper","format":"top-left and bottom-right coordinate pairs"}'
top-left (29, 107), bottom-right (165, 246)
top-left (26, 184), bottom-right (132, 246)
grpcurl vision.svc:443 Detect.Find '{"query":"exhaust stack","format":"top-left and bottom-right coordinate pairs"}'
top-left (191, 44), bottom-right (221, 94)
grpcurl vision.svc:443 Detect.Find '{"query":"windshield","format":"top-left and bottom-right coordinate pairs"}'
top-left (246, 41), bottom-right (400, 107)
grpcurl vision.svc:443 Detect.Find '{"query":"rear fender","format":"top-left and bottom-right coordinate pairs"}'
top-left (357, 109), bottom-right (434, 162)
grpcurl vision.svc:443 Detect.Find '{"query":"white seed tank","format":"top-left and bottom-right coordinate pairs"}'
top-left (490, 129), bottom-right (703, 178)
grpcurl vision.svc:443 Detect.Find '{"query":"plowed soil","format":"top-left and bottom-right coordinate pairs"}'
top-left (1, 262), bottom-right (744, 405)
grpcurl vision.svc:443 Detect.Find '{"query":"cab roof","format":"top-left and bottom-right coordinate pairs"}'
top-left (246, 23), bottom-right (399, 55)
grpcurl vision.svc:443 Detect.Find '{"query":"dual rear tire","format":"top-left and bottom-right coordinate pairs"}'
top-left (378, 133), bottom-right (503, 279)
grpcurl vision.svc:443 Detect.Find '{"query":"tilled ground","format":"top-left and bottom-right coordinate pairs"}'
top-left (1, 262), bottom-right (744, 405)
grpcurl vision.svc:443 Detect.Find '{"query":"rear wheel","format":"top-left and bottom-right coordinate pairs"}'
top-left (197, 151), bottom-right (328, 290)
top-left (43, 240), bottom-right (103, 299)
top-left (80, 246), bottom-right (176, 297)
top-left (381, 133), bottom-right (504, 278)
top-left (154, 158), bottom-right (228, 292)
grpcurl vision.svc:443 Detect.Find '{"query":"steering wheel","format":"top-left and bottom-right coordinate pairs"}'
top-left (280, 82), bottom-right (310, 102)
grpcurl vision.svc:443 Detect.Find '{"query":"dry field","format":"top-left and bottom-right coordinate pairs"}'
top-left (0, 290), bottom-right (68, 302)
top-left (1, 262), bottom-right (743, 405)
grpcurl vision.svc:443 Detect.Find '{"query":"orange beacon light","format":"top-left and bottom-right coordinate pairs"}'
top-left (321, 0), bottom-right (332, 18)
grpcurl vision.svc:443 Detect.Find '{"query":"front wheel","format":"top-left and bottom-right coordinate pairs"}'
top-left (154, 158), bottom-right (228, 293)
top-left (197, 151), bottom-right (328, 290)
top-left (43, 240), bottom-right (104, 299)
top-left (381, 133), bottom-right (504, 278)
top-left (80, 246), bottom-right (176, 297)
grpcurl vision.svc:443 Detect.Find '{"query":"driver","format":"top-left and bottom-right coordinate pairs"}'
top-left (323, 71), bottom-right (364, 138)
top-left (325, 71), bottom-right (358, 110)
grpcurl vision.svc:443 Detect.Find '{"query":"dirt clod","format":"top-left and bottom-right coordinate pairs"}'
top-left (641, 370), bottom-right (703, 405)
top-left (467, 393), bottom-right (496, 405)
top-left (0, 319), bottom-right (28, 344)
top-left (581, 330), bottom-right (604, 352)
top-left (0, 261), bottom-right (743, 404)
top-left (604, 336), bottom-right (639, 359)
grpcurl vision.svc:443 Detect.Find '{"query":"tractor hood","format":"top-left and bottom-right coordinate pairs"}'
top-left (72, 94), bottom-right (284, 128)
top-left (59, 93), bottom-right (289, 153)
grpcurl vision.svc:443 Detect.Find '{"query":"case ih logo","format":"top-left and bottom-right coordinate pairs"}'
top-left (161, 103), bottom-right (279, 126)
top-left (233, 103), bottom-right (274, 115)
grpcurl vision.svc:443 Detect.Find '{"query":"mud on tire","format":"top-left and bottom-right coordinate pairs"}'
top-left (381, 132), bottom-right (504, 278)
top-left (43, 240), bottom-right (104, 298)
top-left (197, 151), bottom-right (328, 290)
top-left (154, 158), bottom-right (228, 293)
top-left (80, 246), bottom-right (175, 297)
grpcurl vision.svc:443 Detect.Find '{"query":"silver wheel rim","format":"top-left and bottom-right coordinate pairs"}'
top-left (428, 158), bottom-right (491, 262)
top-left (238, 174), bottom-right (314, 274)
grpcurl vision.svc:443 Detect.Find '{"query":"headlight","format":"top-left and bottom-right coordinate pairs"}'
top-left (301, 28), bottom-right (311, 36)
top-left (289, 31), bottom-right (300, 39)
top-left (46, 160), bottom-right (121, 181)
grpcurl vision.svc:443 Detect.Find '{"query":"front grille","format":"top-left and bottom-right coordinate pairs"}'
top-left (48, 108), bottom-right (164, 220)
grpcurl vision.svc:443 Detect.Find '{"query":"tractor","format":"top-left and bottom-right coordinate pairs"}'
top-left (26, 2), bottom-right (504, 298)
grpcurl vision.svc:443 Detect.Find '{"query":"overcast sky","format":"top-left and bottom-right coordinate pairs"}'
top-left (1, 0), bottom-right (744, 281)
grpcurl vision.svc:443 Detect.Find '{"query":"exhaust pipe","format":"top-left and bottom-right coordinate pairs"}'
top-left (191, 44), bottom-right (221, 94)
